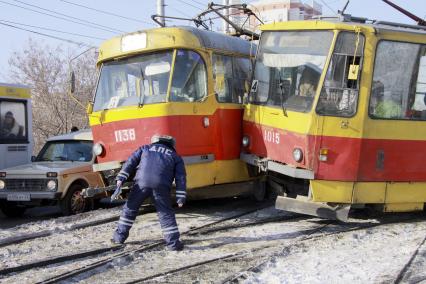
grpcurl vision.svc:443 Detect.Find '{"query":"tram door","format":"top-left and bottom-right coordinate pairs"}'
top-left (315, 32), bottom-right (365, 182)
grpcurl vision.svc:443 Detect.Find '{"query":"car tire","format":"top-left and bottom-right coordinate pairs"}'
top-left (0, 201), bottom-right (26, 217)
top-left (60, 184), bottom-right (91, 216)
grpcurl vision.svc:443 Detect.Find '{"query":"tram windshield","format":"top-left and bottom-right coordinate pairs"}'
top-left (251, 31), bottom-right (333, 112)
top-left (93, 49), bottom-right (207, 111)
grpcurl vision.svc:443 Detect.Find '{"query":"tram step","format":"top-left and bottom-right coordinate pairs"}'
top-left (275, 195), bottom-right (350, 222)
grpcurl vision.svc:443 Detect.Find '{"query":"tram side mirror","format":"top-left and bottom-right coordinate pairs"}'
top-left (145, 61), bottom-right (170, 76)
top-left (69, 71), bottom-right (76, 94)
top-left (86, 102), bottom-right (94, 114)
top-left (31, 156), bottom-right (36, 162)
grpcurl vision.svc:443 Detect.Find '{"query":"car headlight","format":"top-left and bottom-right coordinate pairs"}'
top-left (47, 180), bottom-right (57, 191)
top-left (242, 136), bottom-right (250, 147)
top-left (0, 180), bottom-right (5, 190)
top-left (93, 143), bottom-right (104, 156)
top-left (293, 148), bottom-right (303, 162)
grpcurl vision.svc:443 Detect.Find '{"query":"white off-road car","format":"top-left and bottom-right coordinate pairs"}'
top-left (0, 130), bottom-right (105, 217)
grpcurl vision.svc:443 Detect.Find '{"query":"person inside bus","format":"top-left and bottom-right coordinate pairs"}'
top-left (0, 111), bottom-right (24, 138)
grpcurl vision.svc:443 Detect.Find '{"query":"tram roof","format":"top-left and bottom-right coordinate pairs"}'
top-left (260, 18), bottom-right (426, 36)
top-left (97, 26), bottom-right (253, 63)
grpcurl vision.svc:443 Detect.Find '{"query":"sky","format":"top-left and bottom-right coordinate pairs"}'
top-left (0, 0), bottom-right (425, 81)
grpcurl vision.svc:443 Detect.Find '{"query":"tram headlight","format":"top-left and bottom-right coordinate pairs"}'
top-left (293, 148), bottom-right (303, 162)
top-left (46, 180), bottom-right (57, 191)
top-left (0, 180), bottom-right (5, 190)
top-left (242, 136), bottom-right (250, 147)
top-left (93, 143), bottom-right (105, 156)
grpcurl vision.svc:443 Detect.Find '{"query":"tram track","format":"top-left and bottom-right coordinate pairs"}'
top-left (0, 205), bottom-right (154, 249)
top-left (0, 203), bottom-right (274, 282)
top-left (221, 215), bottom-right (426, 284)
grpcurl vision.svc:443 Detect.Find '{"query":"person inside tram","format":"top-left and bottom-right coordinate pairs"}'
top-left (0, 111), bottom-right (24, 138)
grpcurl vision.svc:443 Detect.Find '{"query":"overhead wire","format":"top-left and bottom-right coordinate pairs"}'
top-left (0, 21), bottom-right (93, 47)
top-left (11, 0), bottom-right (126, 32)
top-left (175, 0), bottom-right (204, 11)
top-left (0, 19), bottom-right (106, 40)
top-left (58, 0), bottom-right (154, 26)
top-left (319, 0), bottom-right (338, 15)
top-left (0, 0), bottom-right (124, 34)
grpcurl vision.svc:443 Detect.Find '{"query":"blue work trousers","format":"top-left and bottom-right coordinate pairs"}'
top-left (113, 185), bottom-right (181, 250)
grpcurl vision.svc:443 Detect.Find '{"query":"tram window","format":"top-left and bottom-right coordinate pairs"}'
top-left (250, 31), bottom-right (333, 112)
top-left (93, 51), bottom-right (173, 111)
top-left (0, 100), bottom-right (27, 142)
top-left (317, 32), bottom-right (364, 117)
top-left (170, 50), bottom-right (207, 102)
top-left (369, 41), bottom-right (426, 120)
top-left (213, 54), bottom-right (252, 104)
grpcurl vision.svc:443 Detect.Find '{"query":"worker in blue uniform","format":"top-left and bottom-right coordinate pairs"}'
top-left (111, 135), bottom-right (187, 251)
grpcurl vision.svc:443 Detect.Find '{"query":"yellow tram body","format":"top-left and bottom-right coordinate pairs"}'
top-left (242, 19), bottom-right (426, 218)
top-left (88, 26), bottom-right (255, 198)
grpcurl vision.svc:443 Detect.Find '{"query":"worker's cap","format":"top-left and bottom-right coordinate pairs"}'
top-left (151, 135), bottom-right (176, 147)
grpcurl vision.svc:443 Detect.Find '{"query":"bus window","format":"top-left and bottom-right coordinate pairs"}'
top-left (369, 41), bottom-right (426, 120)
top-left (0, 100), bottom-right (27, 142)
top-left (213, 55), bottom-right (250, 104)
top-left (316, 32), bottom-right (365, 117)
top-left (94, 51), bottom-right (173, 111)
top-left (170, 50), bottom-right (207, 102)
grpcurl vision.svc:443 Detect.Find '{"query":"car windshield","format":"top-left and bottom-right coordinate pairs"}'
top-left (251, 31), bottom-right (333, 112)
top-left (93, 51), bottom-right (173, 111)
top-left (36, 140), bottom-right (93, 162)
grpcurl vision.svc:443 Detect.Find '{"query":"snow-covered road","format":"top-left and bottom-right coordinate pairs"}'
top-left (0, 198), bottom-right (425, 283)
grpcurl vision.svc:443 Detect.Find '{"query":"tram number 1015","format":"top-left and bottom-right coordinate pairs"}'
top-left (263, 129), bottom-right (280, 145)
top-left (114, 128), bottom-right (136, 143)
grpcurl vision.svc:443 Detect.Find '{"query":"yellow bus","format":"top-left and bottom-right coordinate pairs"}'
top-left (242, 17), bottom-right (426, 220)
top-left (0, 83), bottom-right (33, 169)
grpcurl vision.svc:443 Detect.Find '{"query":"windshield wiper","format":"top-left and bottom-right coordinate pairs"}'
top-left (138, 69), bottom-right (146, 108)
top-left (277, 70), bottom-right (288, 117)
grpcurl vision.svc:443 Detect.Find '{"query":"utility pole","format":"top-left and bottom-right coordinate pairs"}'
top-left (222, 0), bottom-right (229, 34)
top-left (157, 0), bottom-right (165, 27)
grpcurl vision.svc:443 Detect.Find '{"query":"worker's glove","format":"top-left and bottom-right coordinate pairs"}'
top-left (111, 180), bottom-right (123, 201)
top-left (177, 197), bottom-right (186, 208)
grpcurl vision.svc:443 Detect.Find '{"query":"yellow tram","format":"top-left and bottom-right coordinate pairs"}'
top-left (241, 16), bottom-right (426, 220)
top-left (86, 26), bottom-right (255, 198)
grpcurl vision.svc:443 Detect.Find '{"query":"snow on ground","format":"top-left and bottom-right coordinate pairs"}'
top-left (244, 218), bottom-right (426, 284)
top-left (0, 206), bottom-right (124, 239)
top-left (1, 199), bottom-right (426, 284)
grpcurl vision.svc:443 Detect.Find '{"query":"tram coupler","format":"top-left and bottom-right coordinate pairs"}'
top-left (275, 195), bottom-right (351, 222)
top-left (82, 185), bottom-right (130, 198)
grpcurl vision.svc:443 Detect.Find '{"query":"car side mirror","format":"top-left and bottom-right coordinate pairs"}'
top-left (31, 156), bottom-right (36, 162)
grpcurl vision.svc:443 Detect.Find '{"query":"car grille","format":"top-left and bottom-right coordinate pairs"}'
top-left (5, 179), bottom-right (48, 191)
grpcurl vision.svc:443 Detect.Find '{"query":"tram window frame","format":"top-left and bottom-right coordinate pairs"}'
top-left (212, 54), bottom-right (251, 104)
top-left (0, 99), bottom-right (29, 144)
top-left (316, 31), bottom-right (365, 118)
top-left (369, 40), bottom-right (426, 121)
top-left (93, 50), bottom-right (174, 111)
top-left (249, 30), bottom-right (333, 112)
top-left (170, 49), bottom-right (208, 103)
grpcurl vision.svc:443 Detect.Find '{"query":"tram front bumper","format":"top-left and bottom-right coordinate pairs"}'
top-left (276, 195), bottom-right (351, 222)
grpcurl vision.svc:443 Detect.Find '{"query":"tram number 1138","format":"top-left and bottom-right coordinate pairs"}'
top-left (114, 129), bottom-right (136, 143)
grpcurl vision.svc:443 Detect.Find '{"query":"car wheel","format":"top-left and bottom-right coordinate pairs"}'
top-left (0, 201), bottom-right (26, 217)
top-left (60, 184), bottom-right (91, 216)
